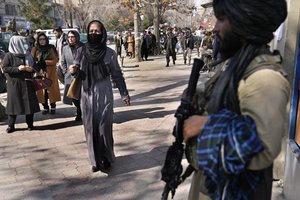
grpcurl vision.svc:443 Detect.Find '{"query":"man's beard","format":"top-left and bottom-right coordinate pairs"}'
top-left (217, 30), bottom-right (243, 59)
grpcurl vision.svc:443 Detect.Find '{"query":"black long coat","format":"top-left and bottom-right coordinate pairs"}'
top-left (2, 53), bottom-right (40, 115)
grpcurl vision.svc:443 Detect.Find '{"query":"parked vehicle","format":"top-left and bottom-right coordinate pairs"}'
top-left (106, 32), bottom-right (115, 44)
top-left (79, 33), bottom-right (87, 43)
top-left (36, 28), bottom-right (79, 37)
top-left (48, 35), bottom-right (57, 46)
top-left (0, 32), bottom-right (14, 52)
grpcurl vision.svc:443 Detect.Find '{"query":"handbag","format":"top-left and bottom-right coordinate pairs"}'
top-left (31, 76), bottom-right (52, 91)
top-left (67, 78), bottom-right (81, 100)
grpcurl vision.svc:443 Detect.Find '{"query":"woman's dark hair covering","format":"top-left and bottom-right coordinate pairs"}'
top-left (85, 20), bottom-right (107, 64)
top-left (67, 30), bottom-right (80, 42)
top-left (67, 30), bottom-right (83, 48)
top-left (36, 32), bottom-right (49, 47)
top-left (87, 20), bottom-right (107, 44)
top-left (213, 0), bottom-right (287, 44)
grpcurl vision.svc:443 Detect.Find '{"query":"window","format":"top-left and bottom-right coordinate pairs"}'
top-left (5, 4), bottom-right (17, 16)
top-left (289, 22), bottom-right (300, 151)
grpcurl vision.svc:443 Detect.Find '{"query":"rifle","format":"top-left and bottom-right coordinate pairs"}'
top-left (161, 58), bottom-right (204, 199)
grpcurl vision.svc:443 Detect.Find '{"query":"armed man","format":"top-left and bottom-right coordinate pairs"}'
top-left (182, 0), bottom-right (290, 199)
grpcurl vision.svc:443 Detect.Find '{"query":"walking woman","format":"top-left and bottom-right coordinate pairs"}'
top-left (69, 20), bottom-right (130, 173)
top-left (31, 33), bottom-right (60, 115)
top-left (61, 30), bottom-right (84, 121)
top-left (127, 32), bottom-right (135, 59)
top-left (2, 35), bottom-right (40, 133)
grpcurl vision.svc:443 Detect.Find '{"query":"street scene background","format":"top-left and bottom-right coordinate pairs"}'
top-left (0, 47), bottom-right (284, 199)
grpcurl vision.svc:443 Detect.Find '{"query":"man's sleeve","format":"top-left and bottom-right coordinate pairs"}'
top-left (238, 68), bottom-right (291, 170)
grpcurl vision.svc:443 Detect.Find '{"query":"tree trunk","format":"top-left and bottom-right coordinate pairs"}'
top-left (153, 0), bottom-right (160, 50)
top-left (134, 1), bottom-right (141, 62)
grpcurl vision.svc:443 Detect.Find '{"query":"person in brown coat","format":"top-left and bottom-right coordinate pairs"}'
top-left (127, 32), bottom-right (135, 58)
top-left (31, 33), bottom-right (61, 114)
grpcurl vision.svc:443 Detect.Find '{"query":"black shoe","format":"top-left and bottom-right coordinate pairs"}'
top-left (42, 109), bottom-right (49, 115)
top-left (102, 157), bottom-right (111, 170)
top-left (173, 60), bottom-right (175, 65)
top-left (92, 166), bottom-right (99, 173)
top-left (27, 126), bottom-right (34, 131)
top-left (6, 126), bottom-right (15, 133)
top-left (50, 108), bottom-right (56, 115)
top-left (75, 115), bottom-right (82, 122)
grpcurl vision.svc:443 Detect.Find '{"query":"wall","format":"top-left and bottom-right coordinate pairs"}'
top-left (283, 0), bottom-right (300, 83)
top-left (283, 0), bottom-right (300, 199)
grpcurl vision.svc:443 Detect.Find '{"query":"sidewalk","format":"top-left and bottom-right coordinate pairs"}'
top-left (0, 52), bottom-right (284, 200)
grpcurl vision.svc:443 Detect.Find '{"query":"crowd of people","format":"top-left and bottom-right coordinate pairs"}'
top-left (111, 26), bottom-right (218, 69)
top-left (0, 0), bottom-right (292, 198)
top-left (2, 21), bottom-right (130, 173)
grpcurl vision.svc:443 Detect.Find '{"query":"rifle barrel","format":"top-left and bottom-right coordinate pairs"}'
top-left (186, 59), bottom-right (204, 101)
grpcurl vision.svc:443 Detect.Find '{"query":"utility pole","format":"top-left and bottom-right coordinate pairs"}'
top-left (134, 0), bottom-right (141, 62)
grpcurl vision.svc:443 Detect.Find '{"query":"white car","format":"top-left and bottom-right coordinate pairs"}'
top-left (47, 35), bottom-right (57, 46)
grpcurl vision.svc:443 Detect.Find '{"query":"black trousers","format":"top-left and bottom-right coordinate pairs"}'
top-left (166, 51), bottom-right (176, 63)
top-left (8, 114), bottom-right (34, 127)
top-left (73, 99), bottom-right (81, 116)
top-left (250, 165), bottom-right (273, 200)
top-left (42, 89), bottom-right (56, 109)
top-left (141, 46), bottom-right (148, 60)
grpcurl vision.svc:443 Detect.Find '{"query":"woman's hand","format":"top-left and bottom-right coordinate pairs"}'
top-left (18, 65), bottom-right (26, 71)
top-left (123, 96), bottom-right (130, 106)
top-left (183, 115), bottom-right (208, 142)
top-left (69, 64), bottom-right (78, 75)
top-left (18, 65), bottom-right (33, 72)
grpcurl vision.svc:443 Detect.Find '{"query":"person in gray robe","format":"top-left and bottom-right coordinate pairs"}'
top-left (61, 30), bottom-right (84, 121)
top-left (69, 20), bottom-right (130, 173)
top-left (2, 35), bottom-right (40, 133)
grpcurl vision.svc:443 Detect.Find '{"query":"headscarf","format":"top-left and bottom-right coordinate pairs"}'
top-left (67, 30), bottom-right (84, 59)
top-left (82, 20), bottom-right (109, 91)
top-left (213, 0), bottom-right (287, 44)
top-left (85, 20), bottom-right (107, 64)
top-left (207, 0), bottom-right (287, 113)
top-left (8, 35), bottom-right (35, 67)
top-left (35, 33), bottom-right (53, 61)
top-left (9, 35), bottom-right (28, 55)
top-left (67, 30), bottom-right (82, 47)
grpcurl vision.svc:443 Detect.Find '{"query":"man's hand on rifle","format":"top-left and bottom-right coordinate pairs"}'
top-left (183, 115), bottom-right (208, 142)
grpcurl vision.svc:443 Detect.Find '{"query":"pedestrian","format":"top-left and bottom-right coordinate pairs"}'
top-left (69, 20), bottom-right (130, 173)
top-left (31, 33), bottom-right (61, 115)
top-left (114, 32), bottom-right (123, 58)
top-left (53, 26), bottom-right (68, 84)
top-left (27, 30), bottom-right (36, 52)
top-left (148, 31), bottom-right (156, 55)
top-left (127, 32), bottom-right (135, 59)
top-left (141, 30), bottom-right (150, 61)
top-left (164, 28), bottom-right (177, 67)
top-left (123, 31), bottom-right (128, 56)
top-left (61, 30), bottom-right (84, 121)
top-left (183, 0), bottom-right (290, 199)
top-left (2, 35), bottom-right (40, 133)
top-left (199, 31), bottom-right (214, 65)
top-left (182, 28), bottom-right (194, 65)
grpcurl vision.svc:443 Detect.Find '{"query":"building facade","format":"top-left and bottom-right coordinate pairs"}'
top-left (0, 0), bottom-right (26, 31)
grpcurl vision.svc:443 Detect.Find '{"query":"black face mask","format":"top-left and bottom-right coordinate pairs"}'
top-left (88, 34), bottom-right (102, 44)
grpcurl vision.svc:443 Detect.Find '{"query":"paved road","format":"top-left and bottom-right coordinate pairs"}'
top-left (0, 52), bottom-right (284, 200)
